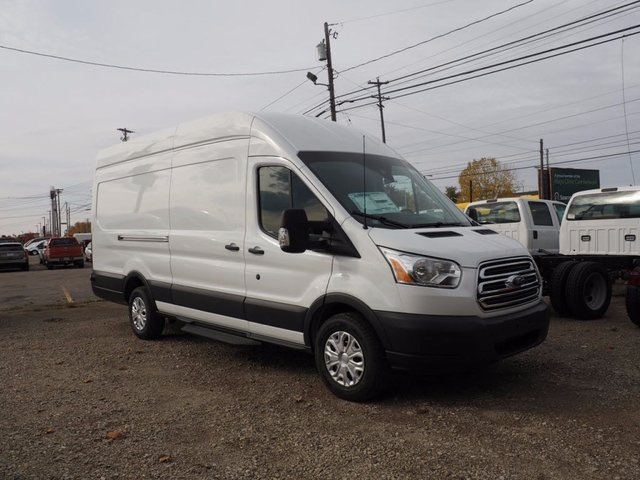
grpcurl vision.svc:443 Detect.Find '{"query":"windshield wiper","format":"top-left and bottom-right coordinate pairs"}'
top-left (351, 211), bottom-right (410, 229)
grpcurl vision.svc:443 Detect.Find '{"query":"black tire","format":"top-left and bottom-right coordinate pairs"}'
top-left (549, 261), bottom-right (576, 317)
top-left (565, 262), bottom-right (611, 320)
top-left (22, 262), bottom-right (29, 271)
top-left (314, 312), bottom-right (390, 402)
top-left (625, 285), bottom-right (640, 327)
top-left (128, 287), bottom-right (165, 339)
top-left (76, 260), bottom-right (85, 268)
top-left (45, 261), bottom-right (53, 270)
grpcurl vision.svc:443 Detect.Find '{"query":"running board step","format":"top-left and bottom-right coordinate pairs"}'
top-left (180, 323), bottom-right (261, 346)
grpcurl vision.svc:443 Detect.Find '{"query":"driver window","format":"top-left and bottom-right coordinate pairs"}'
top-left (258, 166), bottom-right (329, 238)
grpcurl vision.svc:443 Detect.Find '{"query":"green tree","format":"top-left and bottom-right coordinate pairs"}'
top-left (445, 186), bottom-right (459, 203)
top-left (458, 157), bottom-right (518, 202)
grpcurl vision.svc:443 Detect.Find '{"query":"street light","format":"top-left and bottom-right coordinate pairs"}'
top-left (306, 71), bottom-right (328, 87)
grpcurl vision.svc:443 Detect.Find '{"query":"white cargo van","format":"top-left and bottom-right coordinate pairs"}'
top-left (91, 112), bottom-right (549, 401)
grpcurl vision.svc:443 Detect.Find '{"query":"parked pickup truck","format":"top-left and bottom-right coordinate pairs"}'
top-left (465, 198), bottom-right (566, 254)
top-left (43, 237), bottom-right (85, 269)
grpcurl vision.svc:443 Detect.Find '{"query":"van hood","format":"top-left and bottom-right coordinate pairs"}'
top-left (367, 227), bottom-right (529, 268)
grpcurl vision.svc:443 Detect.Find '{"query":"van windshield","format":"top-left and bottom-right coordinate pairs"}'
top-left (298, 151), bottom-right (471, 229)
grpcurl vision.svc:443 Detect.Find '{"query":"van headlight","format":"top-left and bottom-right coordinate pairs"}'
top-left (380, 247), bottom-right (461, 288)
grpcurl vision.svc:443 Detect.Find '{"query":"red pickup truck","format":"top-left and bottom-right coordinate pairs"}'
top-left (43, 237), bottom-right (85, 269)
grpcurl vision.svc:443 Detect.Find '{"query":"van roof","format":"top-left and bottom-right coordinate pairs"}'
top-left (96, 112), bottom-right (396, 170)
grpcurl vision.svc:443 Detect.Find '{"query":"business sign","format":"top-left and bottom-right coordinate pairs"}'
top-left (549, 168), bottom-right (600, 203)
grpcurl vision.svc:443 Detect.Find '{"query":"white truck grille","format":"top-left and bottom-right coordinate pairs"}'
top-left (477, 257), bottom-right (540, 311)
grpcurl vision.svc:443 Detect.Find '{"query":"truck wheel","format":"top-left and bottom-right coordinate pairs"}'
top-left (45, 261), bottom-right (53, 270)
top-left (549, 261), bottom-right (576, 317)
top-left (128, 287), bottom-right (165, 339)
top-left (76, 260), bottom-right (85, 268)
top-left (314, 312), bottom-right (389, 402)
top-left (625, 286), bottom-right (640, 327)
top-left (565, 262), bottom-right (611, 320)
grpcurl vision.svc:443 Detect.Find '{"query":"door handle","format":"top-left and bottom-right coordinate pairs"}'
top-left (248, 246), bottom-right (264, 255)
top-left (225, 243), bottom-right (240, 251)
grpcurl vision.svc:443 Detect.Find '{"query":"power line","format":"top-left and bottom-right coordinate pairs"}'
top-left (427, 149), bottom-right (640, 181)
top-left (403, 99), bottom-right (640, 159)
top-left (337, 0), bottom-right (455, 25)
top-left (319, 2), bottom-right (640, 112)
top-left (341, 26), bottom-right (640, 106)
top-left (0, 44), bottom-right (315, 77)
top-left (340, 0), bottom-right (535, 74)
top-left (388, 1), bottom-right (640, 86)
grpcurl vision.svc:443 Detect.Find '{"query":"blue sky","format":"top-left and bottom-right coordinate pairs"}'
top-left (1, 0), bottom-right (639, 235)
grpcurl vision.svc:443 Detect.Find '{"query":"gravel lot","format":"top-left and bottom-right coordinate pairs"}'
top-left (1, 260), bottom-right (639, 479)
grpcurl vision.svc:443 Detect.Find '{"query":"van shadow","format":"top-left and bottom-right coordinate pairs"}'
top-left (161, 327), bottom-right (595, 411)
top-left (383, 356), bottom-right (594, 414)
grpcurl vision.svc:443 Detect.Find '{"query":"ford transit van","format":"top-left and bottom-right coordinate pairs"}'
top-left (91, 112), bottom-right (549, 401)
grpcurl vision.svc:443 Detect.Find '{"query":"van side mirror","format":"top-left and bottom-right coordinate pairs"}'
top-left (279, 209), bottom-right (309, 253)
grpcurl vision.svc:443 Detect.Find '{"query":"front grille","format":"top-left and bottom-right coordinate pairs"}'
top-left (477, 257), bottom-right (540, 310)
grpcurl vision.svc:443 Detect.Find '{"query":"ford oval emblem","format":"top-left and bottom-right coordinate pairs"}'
top-left (505, 274), bottom-right (526, 289)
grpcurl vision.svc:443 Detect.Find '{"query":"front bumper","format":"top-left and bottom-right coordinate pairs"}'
top-left (375, 300), bottom-right (549, 371)
top-left (0, 259), bottom-right (28, 269)
top-left (46, 257), bottom-right (83, 265)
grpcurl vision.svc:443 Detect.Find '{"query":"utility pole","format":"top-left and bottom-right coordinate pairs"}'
top-left (368, 77), bottom-right (389, 143)
top-left (323, 22), bottom-right (337, 121)
top-left (49, 187), bottom-right (63, 236)
top-left (117, 128), bottom-right (134, 142)
top-left (539, 139), bottom-right (545, 199)
top-left (546, 148), bottom-right (552, 200)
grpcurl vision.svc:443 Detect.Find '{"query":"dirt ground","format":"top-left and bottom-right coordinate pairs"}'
top-left (0, 263), bottom-right (639, 479)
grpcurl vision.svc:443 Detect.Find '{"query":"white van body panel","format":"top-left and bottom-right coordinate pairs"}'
top-left (367, 226), bottom-right (526, 268)
top-left (168, 137), bottom-right (249, 333)
top-left (93, 145), bottom-right (173, 286)
top-left (560, 186), bottom-right (640, 256)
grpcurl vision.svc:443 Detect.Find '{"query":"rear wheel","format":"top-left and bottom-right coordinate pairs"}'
top-left (565, 262), bottom-right (611, 320)
top-left (128, 287), bottom-right (165, 339)
top-left (314, 312), bottom-right (389, 402)
top-left (549, 261), bottom-right (576, 317)
top-left (625, 285), bottom-right (640, 327)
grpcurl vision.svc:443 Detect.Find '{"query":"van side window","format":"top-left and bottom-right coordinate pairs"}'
top-left (258, 166), bottom-right (329, 238)
top-left (528, 201), bottom-right (553, 226)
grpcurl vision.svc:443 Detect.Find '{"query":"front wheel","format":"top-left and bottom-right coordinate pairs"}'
top-left (314, 313), bottom-right (389, 402)
top-left (128, 287), bottom-right (165, 339)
